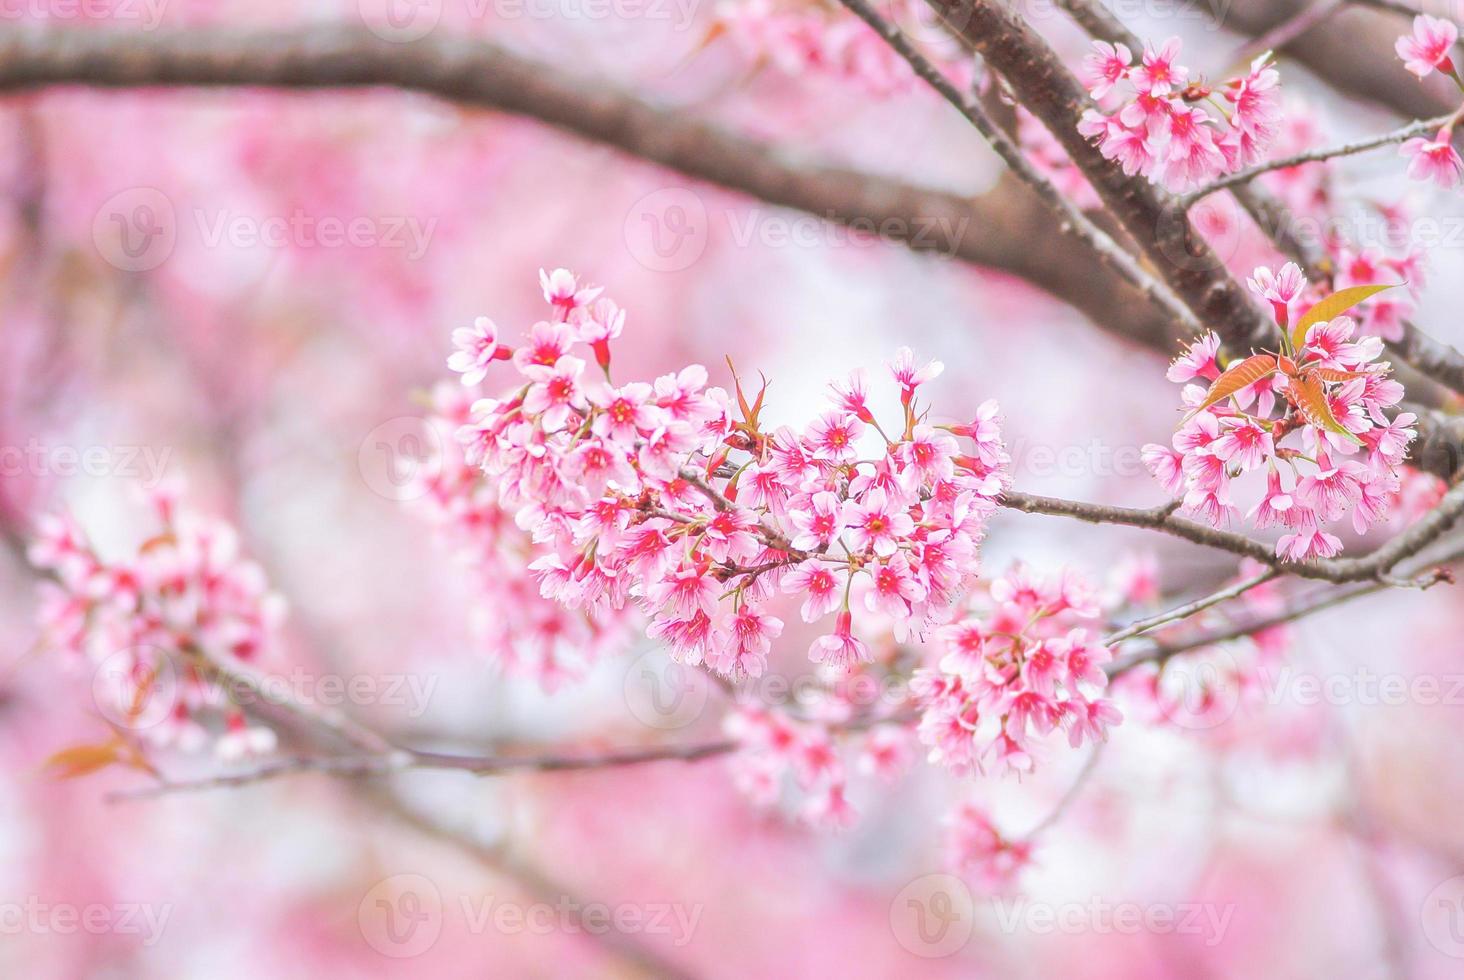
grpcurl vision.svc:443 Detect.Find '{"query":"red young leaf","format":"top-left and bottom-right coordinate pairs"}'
top-left (1286, 374), bottom-right (1362, 443)
top-left (1306, 366), bottom-right (1386, 384)
top-left (42, 742), bottom-right (123, 780)
top-left (1184, 354), bottom-right (1278, 419)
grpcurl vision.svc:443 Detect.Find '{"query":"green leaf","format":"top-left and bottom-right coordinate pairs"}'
top-left (1291, 283), bottom-right (1399, 351)
top-left (1184, 354), bottom-right (1279, 419)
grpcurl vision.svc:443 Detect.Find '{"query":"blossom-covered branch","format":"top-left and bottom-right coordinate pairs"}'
top-left (923, 0), bottom-right (1276, 351)
top-left (1181, 111), bottom-right (1458, 207)
top-left (833, 0), bottom-right (1201, 334)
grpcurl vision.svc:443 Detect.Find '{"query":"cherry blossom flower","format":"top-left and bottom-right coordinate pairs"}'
top-left (944, 802), bottom-right (1033, 892)
top-left (1082, 40), bottom-right (1132, 99)
top-left (1247, 262), bottom-right (1307, 328)
top-left (30, 491), bottom-right (287, 757)
top-left (1131, 37), bottom-right (1187, 96)
top-left (809, 611), bottom-right (872, 668)
top-left (914, 564), bottom-right (1120, 778)
top-left (1396, 15), bottom-right (1459, 80)
top-left (447, 316), bottom-right (512, 385)
top-left (441, 270), bottom-right (1008, 685)
top-left (1400, 130), bottom-right (1464, 189)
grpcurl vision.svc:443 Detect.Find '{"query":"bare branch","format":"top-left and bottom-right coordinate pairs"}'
top-left (1104, 568), bottom-right (1280, 645)
top-left (1003, 477), bottom-right (1464, 584)
top-left (107, 738), bottom-right (741, 800)
top-left (1108, 535), bottom-right (1464, 676)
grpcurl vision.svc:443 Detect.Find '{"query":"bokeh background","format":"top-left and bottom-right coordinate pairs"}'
top-left (2, 1), bottom-right (1464, 977)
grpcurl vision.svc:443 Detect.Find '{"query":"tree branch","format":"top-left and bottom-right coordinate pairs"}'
top-left (1003, 476), bottom-right (1464, 584)
top-left (1108, 535), bottom-right (1464, 676)
top-left (107, 738), bottom-right (741, 800)
top-left (924, 0), bottom-right (1275, 351)
top-left (1182, 113), bottom-right (1458, 207)
top-left (835, 0), bottom-right (1201, 333)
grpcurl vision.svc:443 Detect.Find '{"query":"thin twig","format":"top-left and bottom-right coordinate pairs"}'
top-left (1103, 568), bottom-right (1279, 645)
top-left (1183, 114), bottom-right (1456, 207)
top-left (834, 0), bottom-right (1202, 335)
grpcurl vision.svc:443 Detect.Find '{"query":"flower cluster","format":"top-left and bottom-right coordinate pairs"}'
top-left (448, 270), bottom-right (1009, 682)
top-left (1395, 16), bottom-right (1464, 189)
top-left (723, 707), bottom-right (914, 830)
top-left (713, 0), bottom-right (970, 96)
top-left (410, 381), bottom-right (635, 691)
top-left (1113, 559), bottom-right (1294, 735)
top-left (1078, 38), bottom-right (1282, 192)
top-left (944, 802), bottom-right (1032, 892)
top-left (912, 564), bottom-right (1122, 779)
top-left (1143, 264), bottom-right (1417, 561)
top-left (30, 488), bottom-right (284, 759)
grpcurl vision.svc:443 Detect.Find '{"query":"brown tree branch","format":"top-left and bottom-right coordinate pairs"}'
top-left (835, 0), bottom-right (1200, 333)
top-left (925, 0), bottom-right (1275, 351)
top-left (1002, 476), bottom-right (1464, 584)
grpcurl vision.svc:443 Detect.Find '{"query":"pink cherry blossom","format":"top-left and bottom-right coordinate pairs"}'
top-left (1082, 40), bottom-right (1132, 99)
top-left (809, 611), bottom-right (871, 668)
top-left (1396, 14), bottom-right (1459, 79)
top-left (1400, 130), bottom-right (1464, 189)
top-left (447, 316), bottom-right (512, 385)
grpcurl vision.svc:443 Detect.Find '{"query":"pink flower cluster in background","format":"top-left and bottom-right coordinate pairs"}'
top-left (1079, 38), bottom-right (1281, 191)
top-left (913, 563), bottom-right (1121, 779)
top-left (30, 489), bottom-right (284, 759)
